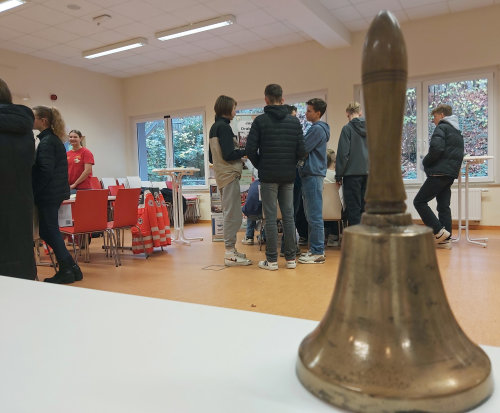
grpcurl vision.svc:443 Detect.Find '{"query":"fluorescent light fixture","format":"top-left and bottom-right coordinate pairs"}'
top-left (0, 0), bottom-right (26, 13)
top-left (155, 14), bottom-right (235, 41)
top-left (82, 37), bottom-right (148, 59)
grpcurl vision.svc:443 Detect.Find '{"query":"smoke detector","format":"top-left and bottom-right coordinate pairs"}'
top-left (93, 14), bottom-right (112, 26)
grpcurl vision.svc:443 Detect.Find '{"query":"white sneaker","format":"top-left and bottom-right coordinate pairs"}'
top-left (224, 251), bottom-right (252, 266)
top-left (436, 239), bottom-right (452, 249)
top-left (258, 260), bottom-right (278, 271)
top-left (234, 249), bottom-right (247, 258)
top-left (286, 260), bottom-right (297, 269)
top-left (434, 228), bottom-right (450, 244)
top-left (326, 234), bottom-right (339, 247)
top-left (241, 237), bottom-right (254, 245)
top-left (298, 252), bottom-right (325, 264)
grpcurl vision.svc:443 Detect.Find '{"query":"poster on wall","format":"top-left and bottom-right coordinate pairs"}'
top-left (231, 113), bottom-right (261, 149)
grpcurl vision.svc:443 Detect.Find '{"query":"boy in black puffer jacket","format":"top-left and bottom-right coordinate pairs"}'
top-left (414, 104), bottom-right (464, 249)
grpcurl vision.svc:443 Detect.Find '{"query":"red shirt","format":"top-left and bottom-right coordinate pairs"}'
top-left (67, 147), bottom-right (95, 189)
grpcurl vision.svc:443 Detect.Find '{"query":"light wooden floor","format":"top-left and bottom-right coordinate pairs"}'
top-left (36, 224), bottom-right (500, 347)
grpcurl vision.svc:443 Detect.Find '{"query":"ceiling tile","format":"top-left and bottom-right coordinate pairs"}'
top-left (144, 0), bottom-right (200, 13)
top-left (194, 36), bottom-right (233, 51)
top-left (106, 1), bottom-right (161, 20)
top-left (113, 22), bottom-right (152, 37)
top-left (250, 22), bottom-right (293, 38)
top-left (16, 4), bottom-right (73, 25)
top-left (80, 9), bottom-right (134, 30)
top-left (0, 13), bottom-right (47, 34)
top-left (31, 27), bottom-right (80, 43)
top-left (42, 0), bottom-right (103, 17)
top-left (49, 44), bottom-right (82, 59)
top-left (225, 30), bottom-right (263, 45)
top-left (405, 2), bottom-right (450, 19)
top-left (167, 43), bottom-right (207, 56)
top-left (204, 0), bottom-right (257, 14)
top-left (399, 0), bottom-right (444, 7)
top-left (449, 0), bottom-right (494, 13)
top-left (239, 39), bottom-right (274, 52)
top-left (10, 34), bottom-right (55, 50)
top-left (237, 9), bottom-right (277, 28)
top-left (86, 0), bottom-right (125, 7)
top-left (172, 4), bottom-right (220, 22)
top-left (0, 40), bottom-right (37, 54)
top-left (344, 18), bottom-right (369, 32)
top-left (268, 32), bottom-right (308, 47)
top-left (332, 5), bottom-right (363, 21)
top-left (320, 0), bottom-right (352, 10)
top-left (88, 30), bottom-right (133, 44)
top-left (55, 18), bottom-right (103, 37)
top-left (354, 0), bottom-right (404, 19)
top-left (0, 25), bottom-right (24, 41)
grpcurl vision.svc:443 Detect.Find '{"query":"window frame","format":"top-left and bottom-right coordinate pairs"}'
top-left (133, 107), bottom-right (208, 190)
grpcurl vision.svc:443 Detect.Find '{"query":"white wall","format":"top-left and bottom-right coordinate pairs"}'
top-left (122, 4), bottom-right (500, 224)
top-left (0, 48), bottom-right (128, 179)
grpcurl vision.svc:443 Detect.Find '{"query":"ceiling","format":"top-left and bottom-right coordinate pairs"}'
top-left (0, 0), bottom-right (497, 78)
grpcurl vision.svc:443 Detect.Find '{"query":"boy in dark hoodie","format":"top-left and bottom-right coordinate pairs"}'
top-left (298, 98), bottom-right (330, 264)
top-left (335, 101), bottom-right (368, 227)
top-left (246, 84), bottom-right (305, 270)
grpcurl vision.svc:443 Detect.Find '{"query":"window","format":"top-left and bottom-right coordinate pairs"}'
top-left (136, 111), bottom-right (206, 187)
top-left (235, 91), bottom-right (327, 134)
top-left (359, 71), bottom-right (494, 182)
top-left (426, 77), bottom-right (490, 178)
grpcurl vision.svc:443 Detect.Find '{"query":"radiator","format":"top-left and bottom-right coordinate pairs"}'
top-left (405, 188), bottom-right (483, 221)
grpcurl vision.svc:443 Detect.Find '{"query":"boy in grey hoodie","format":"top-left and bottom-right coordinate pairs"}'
top-left (335, 101), bottom-right (368, 227)
top-left (298, 98), bottom-right (330, 264)
top-left (414, 104), bottom-right (464, 249)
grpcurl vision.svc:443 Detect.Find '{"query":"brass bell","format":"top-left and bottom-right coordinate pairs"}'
top-left (296, 10), bottom-right (493, 413)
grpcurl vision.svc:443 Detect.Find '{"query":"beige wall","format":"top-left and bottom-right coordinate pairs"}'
top-left (123, 4), bottom-right (500, 224)
top-left (0, 48), bottom-right (128, 179)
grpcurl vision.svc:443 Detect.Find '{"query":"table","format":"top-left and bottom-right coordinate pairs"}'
top-left (0, 275), bottom-right (498, 413)
top-left (455, 155), bottom-right (494, 247)
top-left (153, 167), bottom-right (203, 245)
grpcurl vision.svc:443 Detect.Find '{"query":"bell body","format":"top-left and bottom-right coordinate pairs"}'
top-left (297, 214), bottom-right (493, 413)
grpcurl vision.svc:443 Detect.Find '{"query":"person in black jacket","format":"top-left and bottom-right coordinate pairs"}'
top-left (414, 104), bottom-right (464, 249)
top-left (246, 84), bottom-right (305, 270)
top-left (32, 105), bottom-right (83, 283)
top-left (0, 78), bottom-right (36, 280)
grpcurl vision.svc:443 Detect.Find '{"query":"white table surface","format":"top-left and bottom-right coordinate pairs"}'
top-left (0, 276), bottom-right (498, 413)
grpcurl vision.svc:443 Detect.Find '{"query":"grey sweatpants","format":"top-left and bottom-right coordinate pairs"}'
top-left (220, 178), bottom-right (242, 250)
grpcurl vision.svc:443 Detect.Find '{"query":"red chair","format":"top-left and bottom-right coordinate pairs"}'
top-left (89, 176), bottom-right (102, 189)
top-left (107, 188), bottom-right (143, 265)
top-left (108, 184), bottom-right (125, 196)
top-left (60, 190), bottom-right (117, 265)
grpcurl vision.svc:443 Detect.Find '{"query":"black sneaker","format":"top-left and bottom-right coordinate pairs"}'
top-left (72, 264), bottom-right (83, 281)
top-left (44, 268), bottom-right (75, 284)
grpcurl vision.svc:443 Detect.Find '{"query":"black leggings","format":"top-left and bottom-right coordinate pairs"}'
top-left (37, 202), bottom-right (74, 264)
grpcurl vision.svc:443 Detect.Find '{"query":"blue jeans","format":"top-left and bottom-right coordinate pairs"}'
top-left (37, 202), bottom-right (74, 265)
top-left (260, 182), bottom-right (295, 262)
top-left (301, 175), bottom-right (324, 255)
top-left (413, 175), bottom-right (454, 235)
top-left (245, 217), bottom-right (258, 239)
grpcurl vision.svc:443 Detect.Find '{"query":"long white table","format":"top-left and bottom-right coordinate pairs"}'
top-left (0, 276), bottom-right (498, 413)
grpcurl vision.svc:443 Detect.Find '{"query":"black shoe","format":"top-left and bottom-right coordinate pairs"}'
top-left (72, 264), bottom-right (83, 281)
top-left (44, 267), bottom-right (75, 284)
